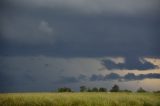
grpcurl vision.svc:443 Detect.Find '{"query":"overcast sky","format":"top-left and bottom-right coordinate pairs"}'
top-left (0, 0), bottom-right (160, 92)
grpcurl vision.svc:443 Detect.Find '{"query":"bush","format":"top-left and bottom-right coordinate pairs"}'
top-left (58, 87), bottom-right (72, 92)
top-left (92, 87), bottom-right (99, 92)
top-left (137, 87), bottom-right (146, 93)
top-left (99, 88), bottom-right (107, 92)
top-left (110, 84), bottom-right (119, 92)
top-left (80, 86), bottom-right (87, 92)
top-left (120, 89), bottom-right (132, 93)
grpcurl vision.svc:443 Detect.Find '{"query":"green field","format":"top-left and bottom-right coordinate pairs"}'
top-left (0, 92), bottom-right (160, 106)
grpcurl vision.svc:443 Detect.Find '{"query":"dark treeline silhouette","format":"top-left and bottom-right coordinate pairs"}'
top-left (110, 84), bottom-right (119, 92)
top-left (57, 87), bottom-right (72, 92)
top-left (136, 87), bottom-right (146, 93)
top-left (57, 85), bottom-right (158, 93)
top-left (80, 86), bottom-right (107, 92)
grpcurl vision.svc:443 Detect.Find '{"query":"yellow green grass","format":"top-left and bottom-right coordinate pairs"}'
top-left (0, 92), bottom-right (160, 106)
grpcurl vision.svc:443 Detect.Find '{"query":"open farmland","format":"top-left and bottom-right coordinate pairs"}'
top-left (0, 92), bottom-right (160, 106)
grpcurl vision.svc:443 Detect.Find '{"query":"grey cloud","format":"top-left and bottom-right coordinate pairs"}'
top-left (90, 73), bottom-right (120, 81)
top-left (1, 0), bottom-right (160, 57)
top-left (104, 73), bottom-right (121, 80)
top-left (124, 73), bottom-right (160, 80)
top-left (0, 0), bottom-right (160, 92)
top-left (1, 11), bottom-right (159, 57)
top-left (89, 73), bottom-right (160, 81)
top-left (56, 76), bottom-right (79, 84)
top-left (1, 16), bottom-right (55, 45)
top-left (90, 74), bottom-right (104, 81)
top-left (101, 57), bottom-right (158, 70)
top-left (55, 74), bottom-right (87, 84)
top-left (78, 74), bottom-right (88, 81)
top-left (3, 0), bottom-right (160, 14)
top-left (0, 71), bottom-right (14, 92)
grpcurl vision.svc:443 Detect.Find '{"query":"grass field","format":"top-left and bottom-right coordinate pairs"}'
top-left (0, 92), bottom-right (160, 106)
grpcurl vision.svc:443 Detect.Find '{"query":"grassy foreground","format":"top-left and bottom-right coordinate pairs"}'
top-left (0, 92), bottom-right (160, 106)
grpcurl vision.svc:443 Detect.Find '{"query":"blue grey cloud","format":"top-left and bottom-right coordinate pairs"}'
top-left (0, 0), bottom-right (160, 92)
top-left (90, 73), bottom-right (121, 81)
top-left (101, 57), bottom-right (158, 70)
top-left (0, 0), bottom-right (160, 58)
top-left (2, 0), bottom-right (160, 15)
top-left (124, 73), bottom-right (160, 80)
top-left (55, 74), bottom-right (87, 84)
top-left (89, 73), bottom-right (160, 81)
top-left (56, 76), bottom-right (79, 84)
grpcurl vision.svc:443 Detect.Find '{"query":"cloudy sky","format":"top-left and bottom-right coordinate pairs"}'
top-left (0, 0), bottom-right (160, 92)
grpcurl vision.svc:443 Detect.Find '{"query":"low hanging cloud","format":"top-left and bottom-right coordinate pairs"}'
top-left (55, 76), bottom-right (79, 84)
top-left (124, 73), bottom-right (160, 80)
top-left (101, 57), bottom-right (158, 70)
top-left (55, 72), bottom-right (160, 83)
top-left (90, 73), bottom-right (120, 81)
top-left (89, 73), bottom-right (160, 81)
top-left (55, 74), bottom-right (87, 84)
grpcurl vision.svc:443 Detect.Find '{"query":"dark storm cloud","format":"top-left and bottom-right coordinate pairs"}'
top-left (89, 73), bottom-right (160, 81)
top-left (1, 14), bottom-right (160, 57)
top-left (56, 76), bottom-right (79, 84)
top-left (0, 0), bottom-right (160, 92)
top-left (90, 73), bottom-right (121, 81)
top-left (0, 0), bottom-right (160, 58)
top-left (55, 74), bottom-right (87, 84)
top-left (0, 70), bottom-right (36, 92)
top-left (0, 71), bottom-right (14, 92)
top-left (101, 57), bottom-right (158, 70)
top-left (124, 73), bottom-right (160, 80)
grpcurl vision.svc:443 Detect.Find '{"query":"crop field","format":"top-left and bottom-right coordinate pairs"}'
top-left (0, 92), bottom-right (160, 106)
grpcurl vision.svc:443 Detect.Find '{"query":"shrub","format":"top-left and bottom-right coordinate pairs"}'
top-left (110, 84), bottom-right (119, 92)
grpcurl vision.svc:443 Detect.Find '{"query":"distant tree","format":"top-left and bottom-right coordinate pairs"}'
top-left (99, 87), bottom-right (107, 92)
top-left (120, 89), bottom-right (132, 93)
top-left (58, 87), bottom-right (72, 92)
top-left (137, 87), bottom-right (146, 93)
top-left (110, 84), bottom-right (119, 92)
top-left (153, 90), bottom-right (160, 93)
top-left (87, 88), bottom-right (92, 92)
top-left (92, 87), bottom-right (99, 92)
top-left (80, 86), bottom-right (87, 92)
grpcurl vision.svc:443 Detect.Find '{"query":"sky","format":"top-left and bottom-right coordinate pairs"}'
top-left (0, 0), bottom-right (160, 92)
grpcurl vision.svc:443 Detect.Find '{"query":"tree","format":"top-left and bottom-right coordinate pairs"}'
top-left (87, 88), bottom-right (92, 92)
top-left (137, 87), bottom-right (146, 93)
top-left (99, 87), bottom-right (107, 92)
top-left (120, 89), bottom-right (132, 93)
top-left (110, 84), bottom-right (119, 92)
top-left (58, 87), bottom-right (72, 92)
top-left (153, 90), bottom-right (160, 93)
top-left (92, 87), bottom-right (99, 92)
top-left (80, 86), bottom-right (87, 92)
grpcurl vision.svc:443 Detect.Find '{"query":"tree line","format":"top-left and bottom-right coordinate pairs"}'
top-left (57, 84), bottom-right (150, 93)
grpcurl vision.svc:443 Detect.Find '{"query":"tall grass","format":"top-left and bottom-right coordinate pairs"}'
top-left (0, 92), bottom-right (160, 106)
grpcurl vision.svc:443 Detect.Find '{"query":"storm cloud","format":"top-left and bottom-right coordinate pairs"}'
top-left (2, 0), bottom-right (160, 14)
top-left (89, 73), bottom-right (160, 81)
top-left (0, 0), bottom-right (160, 92)
top-left (101, 57), bottom-right (158, 70)
top-left (0, 0), bottom-right (160, 58)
